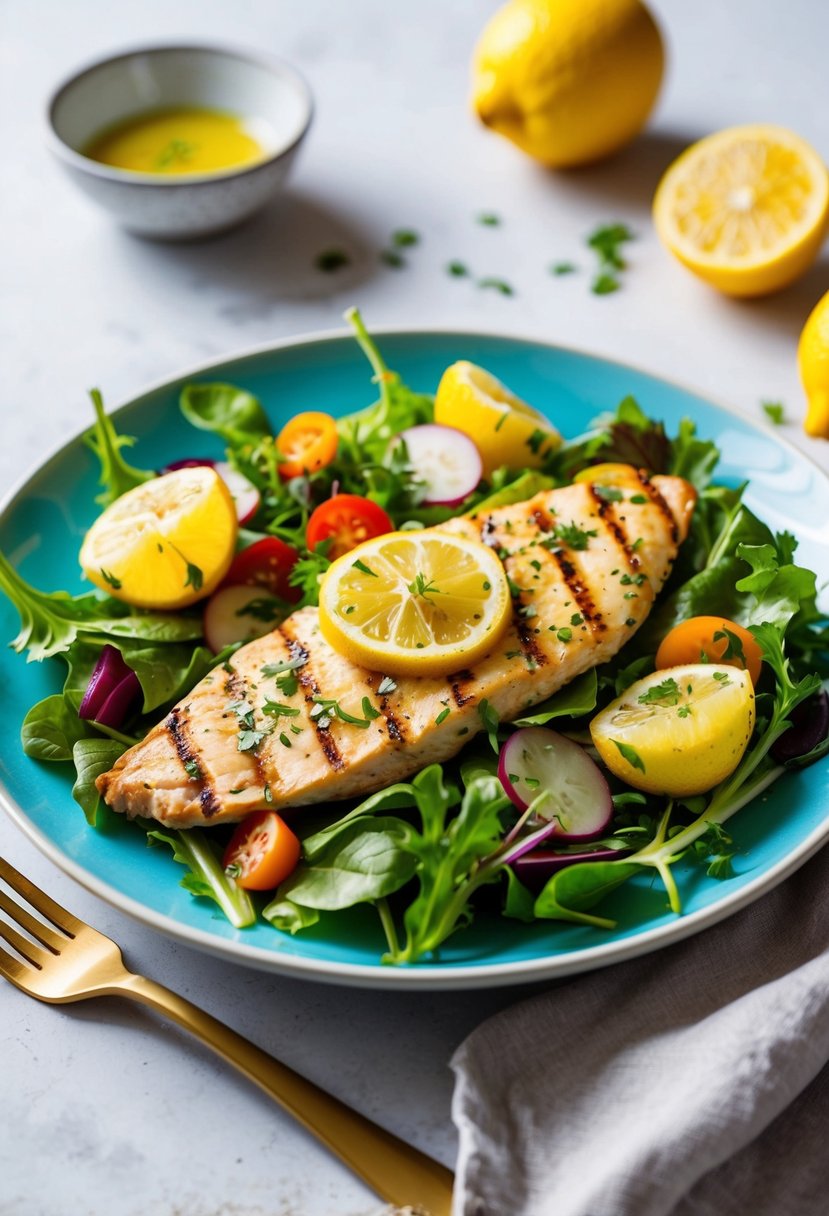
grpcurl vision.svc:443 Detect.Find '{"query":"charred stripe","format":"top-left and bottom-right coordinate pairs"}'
top-left (586, 486), bottom-right (641, 570)
top-left (279, 625), bottom-right (345, 771)
top-left (166, 706), bottom-right (221, 819)
top-left (636, 470), bottom-right (679, 543)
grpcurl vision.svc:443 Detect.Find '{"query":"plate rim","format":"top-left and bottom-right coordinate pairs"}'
top-left (2, 325), bottom-right (827, 990)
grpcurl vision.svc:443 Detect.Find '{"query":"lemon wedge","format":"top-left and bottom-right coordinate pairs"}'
top-left (434, 360), bottom-right (560, 476)
top-left (318, 531), bottom-right (512, 676)
top-left (80, 466), bottom-right (237, 610)
top-left (653, 124), bottom-right (829, 297)
top-left (590, 664), bottom-right (755, 796)
top-left (799, 290), bottom-right (829, 438)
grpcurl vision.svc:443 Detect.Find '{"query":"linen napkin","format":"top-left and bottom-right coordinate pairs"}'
top-left (450, 846), bottom-right (829, 1216)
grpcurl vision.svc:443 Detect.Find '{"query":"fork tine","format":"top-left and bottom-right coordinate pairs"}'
top-left (0, 916), bottom-right (48, 968)
top-left (0, 941), bottom-right (33, 984)
top-left (0, 857), bottom-right (82, 937)
top-left (0, 888), bottom-right (66, 953)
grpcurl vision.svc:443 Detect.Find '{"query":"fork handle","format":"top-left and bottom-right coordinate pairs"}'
top-left (114, 970), bottom-right (454, 1213)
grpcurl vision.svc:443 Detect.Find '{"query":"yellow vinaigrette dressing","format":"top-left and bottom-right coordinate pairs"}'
top-left (84, 107), bottom-right (268, 175)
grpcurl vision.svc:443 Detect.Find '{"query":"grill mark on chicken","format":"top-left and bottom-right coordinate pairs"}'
top-left (450, 670), bottom-right (477, 707)
top-left (636, 470), bottom-right (679, 543)
top-left (479, 514), bottom-right (497, 548)
top-left (586, 487), bottom-right (641, 571)
top-left (278, 624), bottom-right (345, 771)
top-left (366, 675), bottom-right (406, 743)
top-left (529, 505), bottom-right (555, 532)
top-left (166, 706), bottom-right (221, 819)
top-left (223, 667), bottom-right (268, 794)
top-left (511, 601), bottom-right (548, 668)
top-left (549, 549), bottom-right (606, 633)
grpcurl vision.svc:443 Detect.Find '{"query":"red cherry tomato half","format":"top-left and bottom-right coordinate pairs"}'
top-left (223, 537), bottom-right (301, 603)
top-left (222, 811), bottom-right (301, 891)
top-left (276, 411), bottom-right (339, 479)
top-left (306, 494), bottom-right (394, 560)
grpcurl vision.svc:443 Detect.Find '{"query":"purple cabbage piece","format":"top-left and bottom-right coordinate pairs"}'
top-left (770, 689), bottom-right (829, 764)
top-left (513, 845), bottom-right (630, 890)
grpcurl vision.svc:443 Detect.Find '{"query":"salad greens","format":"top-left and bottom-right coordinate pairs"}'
top-left (0, 311), bottom-right (826, 965)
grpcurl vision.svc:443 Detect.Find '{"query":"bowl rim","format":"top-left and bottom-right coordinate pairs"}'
top-left (45, 41), bottom-right (314, 188)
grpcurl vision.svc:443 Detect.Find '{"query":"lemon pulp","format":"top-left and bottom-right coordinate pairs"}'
top-left (318, 531), bottom-right (512, 675)
top-left (653, 125), bottom-right (829, 297)
top-left (80, 467), bottom-right (238, 610)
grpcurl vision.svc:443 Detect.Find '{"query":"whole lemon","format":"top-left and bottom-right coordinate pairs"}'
top-left (799, 291), bottom-right (829, 439)
top-left (472, 0), bottom-right (664, 168)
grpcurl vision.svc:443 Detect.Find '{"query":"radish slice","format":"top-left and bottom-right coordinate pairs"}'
top-left (203, 584), bottom-right (287, 653)
top-left (498, 726), bottom-right (613, 842)
top-left (162, 457), bottom-right (216, 473)
top-left (396, 424), bottom-right (483, 506)
top-left (513, 844), bottom-right (630, 890)
top-left (215, 461), bottom-right (261, 526)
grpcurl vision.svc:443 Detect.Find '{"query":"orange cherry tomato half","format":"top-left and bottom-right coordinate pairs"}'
top-left (223, 536), bottom-right (301, 602)
top-left (655, 615), bottom-right (763, 686)
top-left (306, 494), bottom-right (394, 560)
top-left (276, 411), bottom-right (339, 479)
top-left (223, 811), bottom-right (301, 891)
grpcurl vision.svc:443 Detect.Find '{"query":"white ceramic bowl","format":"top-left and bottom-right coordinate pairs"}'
top-left (47, 44), bottom-right (313, 239)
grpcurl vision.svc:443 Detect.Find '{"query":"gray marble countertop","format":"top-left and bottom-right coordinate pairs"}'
top-left (1, 2), bottom-right (827, 1214)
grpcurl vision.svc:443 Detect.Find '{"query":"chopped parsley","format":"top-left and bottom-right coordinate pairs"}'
top-left (612, 739), bottom-right (646, 772)
top-left (262, 700), bottom-right (301, 720)
top-left (586, 222), bottom-right (634, 295)
top-left (379, 249), bottom-right (405, 268)
top-left (594, 485), bottom-right (624, 503)
top-left (408, 572), bottom-right (443, 599)
top-left (526, 428), bottom-right (548, 454)
top-left (477, 212), bottom-right (501, 226)
top-left (392, 228), bottom-right (419, 247)
top-left (447, 260), bottom-right (469, 277)
top-left (315, 248), bottom-right (350, 272)
top-left (311, 695), bottom-right (381, 729)
top-left (551, 521), bottom-right (598, 551)
top-left (556, 627), bottom-right (572, 643)
top-left (435, 707), bottom-right (451, 726)
top-left (713, 628), bottom-right (746, 664)
top-left (352, 559), bottom-right (377, 577)
top-left (550, 261), bottom-right (576, 276)
top-left (761, 400), bottom-right (786, 425)
top-left (637, 677), bottom-right (681, 707)
top-left (183, 758), bottom-right (201, 781)
top-left (478, 277), bottom-right (514, 296)
top-left (99, 568), bottom-right (122, 590)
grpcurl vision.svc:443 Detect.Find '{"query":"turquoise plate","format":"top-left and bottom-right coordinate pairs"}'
top-left (1, 330), bottom-right (827, 989)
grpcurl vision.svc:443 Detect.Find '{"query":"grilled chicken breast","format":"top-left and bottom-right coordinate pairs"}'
top-left (97, 470), bottom-right (696, 827)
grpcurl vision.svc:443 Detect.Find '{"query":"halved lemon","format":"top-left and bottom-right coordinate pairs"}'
top-left (434, 360), bottom-right (560, 476)
top-left (653, 125), bottom-right (829, 297)
top-left (590, 664), bottom-right (755, 796)
top-left (80, 466), bottom-right (238, 610)
top-left (318, 531), bottom-right (512, 675)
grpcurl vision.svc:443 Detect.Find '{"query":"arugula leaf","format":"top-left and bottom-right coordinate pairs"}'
top-left (72, 738), bottom-right (128, 825)
top-left (0, 552), bottom-right (203, 661)
top-left (145, 825), bottom-right (256, 928)
top-left (83, 389), bottom-right (154, 506)
top-left (179, 383), bottom-right (272, 447)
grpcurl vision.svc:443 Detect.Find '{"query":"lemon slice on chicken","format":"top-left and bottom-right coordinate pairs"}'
top-left (318, 531), bottom-right (512, 676)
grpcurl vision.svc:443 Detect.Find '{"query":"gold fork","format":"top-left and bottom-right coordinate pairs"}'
top-left (0, 855), bottom-right (454, 1214)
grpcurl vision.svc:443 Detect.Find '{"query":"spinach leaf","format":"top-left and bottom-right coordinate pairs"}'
top-left (83, 388), bottom-right (154, 506)
top-left (301, 782), bottom-right (421, 861)
top-left (72, 738), bottom-right (128, 825)
top-left (21, 694), bottom-right (90, 761)
top-left (735, 543), bottom-right (817, 629)
top-left (534, 861), bottom-right (642, 927)
top-left (274, 818), bottom-right (417, 911)
top-left (263, 897), bottom-right (321, 935)
top-left (180, 382), bottom-right (272, 447)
